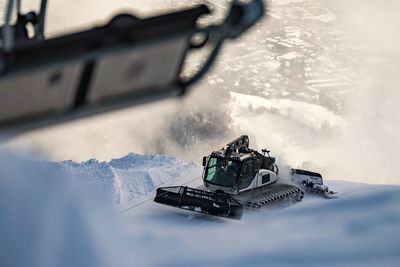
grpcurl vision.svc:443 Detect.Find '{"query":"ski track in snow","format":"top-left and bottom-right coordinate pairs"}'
top-left (110, 167), bottom-right (124, 204)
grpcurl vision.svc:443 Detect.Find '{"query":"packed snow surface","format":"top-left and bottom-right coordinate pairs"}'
top-left (1, 151), bottom-right (399, 267)
top-left (121, 179), bottom-right (400, 267)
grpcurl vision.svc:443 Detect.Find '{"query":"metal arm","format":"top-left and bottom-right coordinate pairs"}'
top-left (225, 135), bottom-right (250, 156)
top-left (36, 0), bottom-right (47, 40)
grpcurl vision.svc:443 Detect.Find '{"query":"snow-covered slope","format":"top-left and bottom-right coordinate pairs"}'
top-left (121, 179), bottom-right (400, 267)
top-left (49, 151), bottom-right (399, 267)
top-left (54, 153), bottom-right (200, 205)
top-left (231, 91), bottom-right (344, 131)
top-left (1, 151), bottom-right (399, 267)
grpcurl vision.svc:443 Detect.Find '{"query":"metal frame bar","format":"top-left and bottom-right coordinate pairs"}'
top-left (36, 0), bottom-right (47, 40)
top-left (2, 0), bottom-right (15, 51)
top-left (1, 0), bottom-right (48, 49)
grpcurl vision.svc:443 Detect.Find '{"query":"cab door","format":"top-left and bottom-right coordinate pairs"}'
top-left (238, 160), bottom-right (257, 192)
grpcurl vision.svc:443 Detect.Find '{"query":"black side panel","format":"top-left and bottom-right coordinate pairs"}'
top-left (74, 61), bottom-right (95, 107)
top-left (154, 186), bottom-right (243, 220)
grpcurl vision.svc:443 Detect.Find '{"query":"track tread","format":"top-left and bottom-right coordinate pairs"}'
top-left (239, 184), bottom-right (304, 210)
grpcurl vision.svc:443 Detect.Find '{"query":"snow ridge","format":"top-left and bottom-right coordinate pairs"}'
top-left (54, 153), bottom-right (200, 205)
top-left (231, 91), bottom-right (344, 131)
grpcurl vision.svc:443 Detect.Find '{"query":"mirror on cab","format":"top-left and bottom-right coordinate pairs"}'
top-left (202, 156), bottom-right (207, 167)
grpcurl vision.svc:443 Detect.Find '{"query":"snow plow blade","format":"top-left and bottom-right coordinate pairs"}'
top-left (291, 169), bottom-right (337, 198)
top-left (154, 186), bottom-right (244, 220)
top-left (291, 169), bottom-right (323, 179)
top-left (322, 190), bottom-right (338, 198)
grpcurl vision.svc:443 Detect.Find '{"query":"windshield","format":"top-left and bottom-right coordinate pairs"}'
top-left (205, 157), bottom-right (239, 187)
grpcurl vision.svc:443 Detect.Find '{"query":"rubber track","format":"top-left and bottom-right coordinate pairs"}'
top-left (242, 187), bottom-right (304, 209)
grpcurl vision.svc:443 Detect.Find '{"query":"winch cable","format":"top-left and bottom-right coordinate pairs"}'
top-left (117, 175), bottom-right (202, 214)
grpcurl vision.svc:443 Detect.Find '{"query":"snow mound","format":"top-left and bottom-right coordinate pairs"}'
top-left (56, 153), bottom-right (200, 205)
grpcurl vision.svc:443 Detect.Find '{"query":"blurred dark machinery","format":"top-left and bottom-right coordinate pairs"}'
top-left (0, 0), bottom-right (265, 132)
